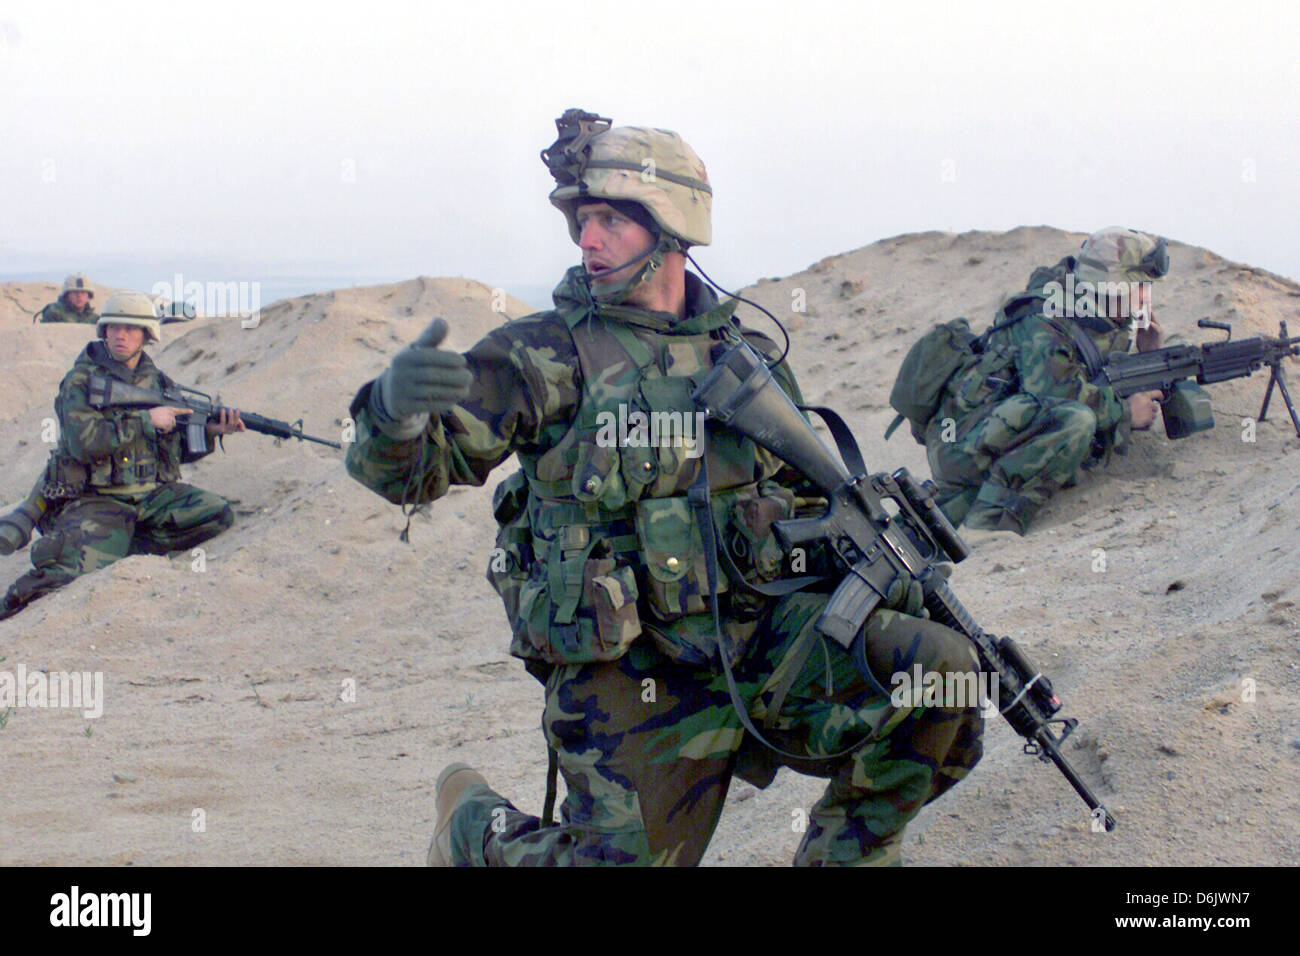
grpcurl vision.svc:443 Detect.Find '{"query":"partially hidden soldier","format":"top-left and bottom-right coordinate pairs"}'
top-left (925, 227), bottom-right (1170, 534)
top-left (344, 110), bottom-right (984, 866)
top-left (1, 293), bottom-right (245, 621)
top-left (35, 273), bottom-right (99, 324)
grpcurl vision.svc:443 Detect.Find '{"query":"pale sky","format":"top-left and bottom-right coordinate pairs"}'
top-left (2, 0), bottom-right (1298, 305)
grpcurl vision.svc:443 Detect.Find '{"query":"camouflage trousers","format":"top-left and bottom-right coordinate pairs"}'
top-left (926, 393), bottom-right (1097, 533)
top-left (445, 596), bottom-right (985, 866)
top-left (2, 483), bottom-right (233, 616)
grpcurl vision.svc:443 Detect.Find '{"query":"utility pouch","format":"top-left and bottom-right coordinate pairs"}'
top-left (635, 495), bottom-right (723, 619)
top-left (515, 539), bottom-right (642, 665)
top-left (486, 469), bottom-right (534, 624)
top-left (42, 455), bottom-right (89, 500)
top-left (950, 347), bottom-right (1017, 419)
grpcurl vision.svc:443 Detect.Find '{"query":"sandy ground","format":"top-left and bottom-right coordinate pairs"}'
top-left (1, 229), bottom-right (1297, 866)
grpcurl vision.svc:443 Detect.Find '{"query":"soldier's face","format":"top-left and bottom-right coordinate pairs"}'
top-left (104, 324), bottom-right (147, 361)
top-left (576, 202), bottom-right (656, 289)
top-left (66, 290), bottom-right (90, 310)
top-left (1130, 281), bottom-right (1153, 322)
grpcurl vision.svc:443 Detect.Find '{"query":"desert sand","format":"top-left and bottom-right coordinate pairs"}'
top-left (1, 228), bottom-right (1297, 866)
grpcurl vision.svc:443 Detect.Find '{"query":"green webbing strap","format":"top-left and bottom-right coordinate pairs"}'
top-left (884, 413), bottom-right (907, 441)
top-left (688, 431), bottom-right (865, 764)
top-left (604, 322), bottom-right (655, 372)
top-left (581, 159), bottom-right (713, 194)
top-left (549, 534), bottom-right (598, 624)
top-left (762, 625), bottom-right (822, 731)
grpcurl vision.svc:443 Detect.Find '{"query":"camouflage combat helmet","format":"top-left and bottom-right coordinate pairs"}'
top-left (1075, 227), bottom-right (1169, 284)
top-left (545, 113), bottom-right (711, 248)
top-left (96, 292), bottom-right (161, 343)
top-left (61, 273), bottom-right (95, 298)
top-left (542, 109), bottom-right (711, 301)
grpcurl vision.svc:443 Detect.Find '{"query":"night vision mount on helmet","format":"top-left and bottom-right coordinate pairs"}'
top-left (541, 108), bottom-right (714, 304)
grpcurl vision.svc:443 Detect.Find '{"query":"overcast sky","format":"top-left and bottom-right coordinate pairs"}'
top-left (2, 0), bottom-right (1298, 305)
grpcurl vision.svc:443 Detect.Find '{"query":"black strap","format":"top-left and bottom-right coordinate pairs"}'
top-left (975, 304), bottom-right (1035, 351)
top-left (1055, 318), bottom-right (1105, 379)
top-left (798, 404), bottom-right (867, 477)
top-left (542, 746), bottom-right (558, 826)
top-left (688, 433), bottom-right (866, 764)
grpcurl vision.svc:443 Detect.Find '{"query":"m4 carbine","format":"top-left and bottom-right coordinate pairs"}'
top-left (87, 374), bottom-right (342, 452)
top-left (1097, 319), bottom-right (1300, 439)
top-left (693, 341), bottom-right (1117, 831)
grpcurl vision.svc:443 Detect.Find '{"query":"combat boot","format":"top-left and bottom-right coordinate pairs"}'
top-left (427, 762), bottom-right (490, 867)
top-left (0, 500), bottom-right (42, 556)
top-left (0, 475), bottom-right (50, 556)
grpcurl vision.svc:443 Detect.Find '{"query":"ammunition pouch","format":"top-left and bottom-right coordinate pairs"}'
top-left (635, 495), bottom-right (722, 619)
top-left (488, 464), bottom-right (806, 667)
top-left (1161, 380), bottom-right (1214, 439)
top-left (489, 470), bottom-right (643, 666)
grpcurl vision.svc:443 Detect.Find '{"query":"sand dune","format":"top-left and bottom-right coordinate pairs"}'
top-left (2, 234), bottom-right (1296, 866)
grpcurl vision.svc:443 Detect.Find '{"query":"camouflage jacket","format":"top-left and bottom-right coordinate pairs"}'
top-left (36, 297), bottom-right (98, 324)
top-left (941, 256), bottom-right (1131, 437)
top-left (53, 341), bottom-right (209, 494)
top-left (347, 267), bottom-right (810, 667)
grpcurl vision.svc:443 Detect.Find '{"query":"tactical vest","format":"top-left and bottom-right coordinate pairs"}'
top-left (488, 301), bottom-right (796, 667)
top-left (49, 346), bottom-right (185, 497)
top-left (941, 285), bottom-right (1133, 424)
top-left (36, 299), bottom-right (98, 324)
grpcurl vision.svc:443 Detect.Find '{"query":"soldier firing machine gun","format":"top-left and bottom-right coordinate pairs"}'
top-left (1096, 318), bottom-right (1300, 440)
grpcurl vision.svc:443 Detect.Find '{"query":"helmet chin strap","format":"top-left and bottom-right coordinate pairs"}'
top-left (584, 235), bottom-right (679, 305)
top-left (99, 332), bottom-right (145, 366)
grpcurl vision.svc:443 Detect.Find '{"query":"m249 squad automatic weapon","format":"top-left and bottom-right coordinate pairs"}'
top-left (1095, 319), bottom-right (1300, 440)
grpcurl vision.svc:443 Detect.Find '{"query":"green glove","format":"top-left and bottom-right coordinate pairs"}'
top-left (375, 318), bottom-right (474, 423)
top-left (884, 573), bottom-right (927, 618)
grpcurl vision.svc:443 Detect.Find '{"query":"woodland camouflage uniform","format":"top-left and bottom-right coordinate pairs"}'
top-left (346, 116), bottom-right (983, 866)
top-left (926, 229), bottom-right (1167, 533)
top-left (2, 315), bottom-right (233, 618)
top-left (36, 273), bottom-right (99, 324)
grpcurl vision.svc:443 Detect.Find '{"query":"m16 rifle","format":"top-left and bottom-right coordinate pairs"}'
top-left (87, 374), bottom-right (342, 453)
top-left (1097, 319), bottom-right (1300, 439)
top-left (693, 340), bottom-right (1117, 831)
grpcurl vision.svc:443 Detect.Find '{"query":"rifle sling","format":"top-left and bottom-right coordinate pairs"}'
top-left (688, 431), bottom-right (871, 764)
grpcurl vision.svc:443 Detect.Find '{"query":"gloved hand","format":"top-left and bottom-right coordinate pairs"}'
top-left (374, 318), bottom-right (474, 422)
top-left (884, 571), bottom-right (927, 618)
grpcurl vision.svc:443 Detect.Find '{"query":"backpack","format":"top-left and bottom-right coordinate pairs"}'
top-left (885, 317), bottom-right (979, 442)
top-left (885, 307), bottom-right (1046, 443)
